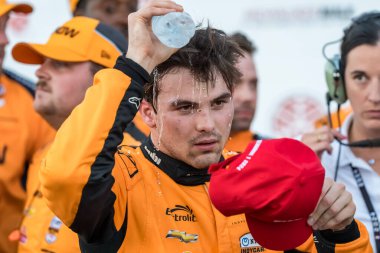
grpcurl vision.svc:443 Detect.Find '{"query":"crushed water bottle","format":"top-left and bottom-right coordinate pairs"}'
top-left (152, 12), bottom-right (196, 48)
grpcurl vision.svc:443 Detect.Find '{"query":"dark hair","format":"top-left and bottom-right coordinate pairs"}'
top-left (230, 32), bottom-right (257, 55)
top-left (341, 11), bottom-right (380, 75)
top-left (144, 27), bottom-right (243, 110)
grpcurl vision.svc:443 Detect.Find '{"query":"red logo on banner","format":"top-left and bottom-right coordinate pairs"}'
top-left (272, 95), bottom-right (323, 137)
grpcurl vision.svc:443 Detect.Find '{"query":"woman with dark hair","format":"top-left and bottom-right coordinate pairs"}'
top-left (302, 11), bottom-right (380, 253)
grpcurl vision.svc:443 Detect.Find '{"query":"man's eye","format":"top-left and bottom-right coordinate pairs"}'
top-left (52, 61), bottom-right (69, 69)
top-left (178, 105), bottom-right (194, 112)
top-left (212, 100), bottom-right (228, 109)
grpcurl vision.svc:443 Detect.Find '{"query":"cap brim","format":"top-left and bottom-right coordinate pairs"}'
top-left (0, 3), bottom-right (33, 16)
top-left (12, 42), bottom-right (87, 64)
top-left (246, 215), bottom-right (312, 250)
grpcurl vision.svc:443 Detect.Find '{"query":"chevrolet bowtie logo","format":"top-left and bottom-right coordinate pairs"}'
top-left (166, 230), bottom-right (198, 243)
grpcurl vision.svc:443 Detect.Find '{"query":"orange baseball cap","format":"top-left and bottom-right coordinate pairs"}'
top-left (0, 0), bottom-right (32, 16)
top-left (12, 16), bottom-right (127, 68)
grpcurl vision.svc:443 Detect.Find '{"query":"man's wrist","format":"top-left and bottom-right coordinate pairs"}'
top-left (317, 220), bottom-right (359, 244)
top-left (125, 52), bottom-right (156, 74)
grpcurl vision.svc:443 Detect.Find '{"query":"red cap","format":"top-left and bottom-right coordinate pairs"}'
top-left (209, 138), bottom-right (325, 250)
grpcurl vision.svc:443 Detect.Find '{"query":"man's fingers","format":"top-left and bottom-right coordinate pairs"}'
top-left (308, 178), bottom-right (337, 226)
top-left (140, 0), bottom-right (183, 19)
top-left (315, 190), bottom-right (353, 230)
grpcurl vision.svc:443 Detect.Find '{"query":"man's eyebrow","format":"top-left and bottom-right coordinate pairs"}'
top-left (211, 92), bottom-right (232, 102)
top-left (169, 92), bottom-right (231, 107)
top-left (170, 99), bottom-right (199, 108)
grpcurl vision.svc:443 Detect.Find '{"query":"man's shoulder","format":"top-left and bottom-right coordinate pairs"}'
top-left (3, 69), bottom-right (35, 96)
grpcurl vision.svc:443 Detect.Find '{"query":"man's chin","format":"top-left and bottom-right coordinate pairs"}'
top-left (189, 153), bottom-right (221, 169)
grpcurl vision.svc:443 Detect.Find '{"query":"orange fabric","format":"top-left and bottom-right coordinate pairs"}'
top-left (0, 74), bottom-right (54, 253)
top-left (0, 0), bottom-right (32, 16)
top-left (225, 130), bottom-right (254, 153)
top-left (314, 106), bottom-right (352, 129)
top-left (18, 132), bottom-right (139, 253)
top-left (12, 17), bottom-right (122, 68)
top-left (40, 69), bottom-right (372, 253)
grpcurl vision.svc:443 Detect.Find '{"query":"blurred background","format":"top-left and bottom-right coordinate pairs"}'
top-left (4, 0), bottom-right (379, 137)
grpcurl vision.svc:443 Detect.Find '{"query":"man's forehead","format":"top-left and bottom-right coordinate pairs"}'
top-left (158, 73), bottom-right (231, 103)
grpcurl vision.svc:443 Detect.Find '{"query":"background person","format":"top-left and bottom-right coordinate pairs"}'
top-left (0, 2), bottom-right (54, 252)
top-left (9, 16), bottom-right (129, 252)
top-left (301, 11), bottom-right (380, 253)
top-left (226, 32), bottom-right (267, 153)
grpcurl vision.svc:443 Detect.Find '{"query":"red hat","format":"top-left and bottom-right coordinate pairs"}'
top-left (209, 138), bottom-right (325, 250)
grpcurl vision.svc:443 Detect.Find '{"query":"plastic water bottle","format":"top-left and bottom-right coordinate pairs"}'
top-left (152, 12), bottom-right (196, 48)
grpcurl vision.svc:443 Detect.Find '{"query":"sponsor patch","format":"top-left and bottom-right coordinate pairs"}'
top-left (166, 229), bottom-right (198, 243)
top-left (240, 233), bottom-right (264, 253)
top-left (166, 205), bottom-right (197, 222)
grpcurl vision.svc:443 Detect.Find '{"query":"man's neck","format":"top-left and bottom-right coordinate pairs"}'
top-left (43, 115), bottom-right (64, 130)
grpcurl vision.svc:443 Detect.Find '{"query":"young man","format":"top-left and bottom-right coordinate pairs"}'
top-left (226, 32), bottom-right (267, 152)
top-left (40, 1), bottom-right (371, 252)
top-left (10, 16), bottom-right (130, 252)
top-left (0, 2), bottom-right (54, 252)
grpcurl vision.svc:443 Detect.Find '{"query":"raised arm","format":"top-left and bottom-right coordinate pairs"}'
top-left (39, 0), bottom-right (182, 243)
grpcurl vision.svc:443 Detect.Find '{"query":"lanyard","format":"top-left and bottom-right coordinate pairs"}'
top-left (350, 165), bottom-right (380, 253)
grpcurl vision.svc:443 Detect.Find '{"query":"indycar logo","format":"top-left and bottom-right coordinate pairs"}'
top-left (240, 233), bottom-right (264, 253)
top-left (166, 230), bottom-right (198, 243)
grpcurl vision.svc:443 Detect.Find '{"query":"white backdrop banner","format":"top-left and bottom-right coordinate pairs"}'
top-left (5, 0), bottom-right (379, 137)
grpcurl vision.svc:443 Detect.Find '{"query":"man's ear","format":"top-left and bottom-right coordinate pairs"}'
top-left (139, 99), bottom-right (156, 128)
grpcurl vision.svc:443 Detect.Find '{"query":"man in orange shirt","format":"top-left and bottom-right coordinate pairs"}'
top-left (10, 16), bottom-right (129, 252)
top-left (226, 33), bottom-right (267, 152)
top-left (0, 2), bottom-right (54, 252)
top-left (39, 1), bottom-right (372, 252)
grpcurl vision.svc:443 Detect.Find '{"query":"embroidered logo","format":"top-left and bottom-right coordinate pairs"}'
top-left (144, 145), bottom-right (161, 165)
top-left (166, 230), bottom-right (198, 243)
top-left (166, 205), bottom-right (197, 222)
top-left (129, 97), bottom-right (142, 109)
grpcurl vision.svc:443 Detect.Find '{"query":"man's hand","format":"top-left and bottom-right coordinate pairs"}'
top-left (126, 0), bottom-right (183, 73)
top-left (301, 126), bottom-right (346, 158)
top-left (307, 177), bottom-right (355, 231)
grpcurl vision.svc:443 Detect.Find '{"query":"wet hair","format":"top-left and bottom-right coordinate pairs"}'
top-left (230, 32), bottom-right (257, 55)
top-left (341, 11), bottom-right (380, 75)
top-left (144, 26), bottom-right (243, 110)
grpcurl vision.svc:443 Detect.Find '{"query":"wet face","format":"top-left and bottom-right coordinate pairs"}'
top-left (0, 14), bottom-right (9, 70)
top-left (81, 0), bottom-right (137, 38)
top-left (231, 52), bottom-right (258, 133)
top-left (345, 43), bottom-right (380, 135)
top-left (34, 59), bottom-right (94, 128)
top-left (145, 68), bottom-right (234, 169)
